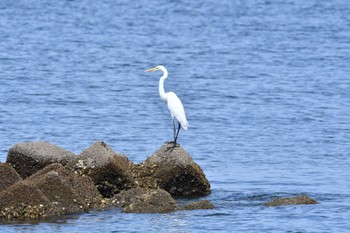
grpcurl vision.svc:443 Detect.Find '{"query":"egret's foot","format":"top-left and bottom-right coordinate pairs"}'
top-left (165, 141), bottom-right (178, 152)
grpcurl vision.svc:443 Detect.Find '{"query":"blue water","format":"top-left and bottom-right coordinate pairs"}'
top-left (1, 0), bottom-right (349, 232)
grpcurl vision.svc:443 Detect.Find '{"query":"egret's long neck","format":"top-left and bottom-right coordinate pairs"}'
top-left (159, 69), bottom-right (168, 102)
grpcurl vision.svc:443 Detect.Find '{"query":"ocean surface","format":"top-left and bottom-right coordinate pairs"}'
top-left (0, 0), bottom-right (349, 232)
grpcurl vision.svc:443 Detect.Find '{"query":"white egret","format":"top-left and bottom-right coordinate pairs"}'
top-left (145, 65), bottom-right (189, 145)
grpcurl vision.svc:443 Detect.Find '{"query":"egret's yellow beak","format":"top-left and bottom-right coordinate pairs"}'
top-left (145, 67), bottom-right (158, 72)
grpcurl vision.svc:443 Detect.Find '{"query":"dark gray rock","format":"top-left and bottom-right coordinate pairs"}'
top-left (66, 141), bottom-right (134, 197)
top-left (181, 200), bottom-right (215, 210)
top-left (0, 181), bottom-right (59, 219)
top-left (110, 187), bottom-right (178, 213)
top-left (264, 194), bottom-right (319, 207)
top-left (0, 163), bottom-right (22, 192)
top-left (6, 142), bottom-right (76, 178)
top-left (133, 142), bottom-right (211, 197)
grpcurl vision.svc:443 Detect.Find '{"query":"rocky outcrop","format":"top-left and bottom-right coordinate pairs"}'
top-left (65, 141), bottom-right (134, 197)
top-left (264, 195), bottom-right (319, 207)
top-left (0, 141), bottom-right (213, 219)
top-left (0, 163), bottom-right (22, 192)
top-left (109, 187), bottom-right (178, 213)
top-left (133, 142), bottom-right (210, 197)
top-left (6, 142), bottom-right (75, 178)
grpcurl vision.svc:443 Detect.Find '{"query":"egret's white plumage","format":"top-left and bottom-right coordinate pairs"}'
top-left (145, 65), bottom-right (188, 144)
top-left (166, 92), bottom-right (188, 130)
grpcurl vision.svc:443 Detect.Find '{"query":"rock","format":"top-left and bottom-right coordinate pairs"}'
top-left (264, 195), bottom-right (319, 207)
top-left (181, 200), bottom-right (215, 210)
top-left (0, 163), bottom-right (22, 192)
top-left (1, 141), bottom-right (213, 218)
top-left (133, 142), bottom-right (210, 197)
top-left (0, 181), bottom-right (59, 219)
top-left (0, 163), bottom-right (104, 219)
top-left (66, 141), bottom-right (134, 197)
top-left (29, 170), bottom-right (87, 214)
top-left (28, 164), bottom-right (102, 210)
top-left (6, 142), bottom-right (76, 178)
top-left (110, 187), bottom-right (178, 213)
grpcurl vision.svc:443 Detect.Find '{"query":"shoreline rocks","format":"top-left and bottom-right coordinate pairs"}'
top-left (0, 141), bottom-right (214, 219)
top-left (0, 140), bottom-right (322, 220)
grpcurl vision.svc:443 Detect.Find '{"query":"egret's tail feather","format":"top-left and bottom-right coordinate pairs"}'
top-left (181, 121), bottom-right (189, 130)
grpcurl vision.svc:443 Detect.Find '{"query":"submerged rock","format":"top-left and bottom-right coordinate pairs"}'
top-left (181, 200), bottom-right (215, 210)
top-left (66, 141), bottom-right (134, 197)
top-left (110, 187), bottom-right (178, 213)
top-left (264, 195), bottom-right (319, 207)
top-left (133, 142), bottom-right (211, 197)
top-left (0, 163), bottom-right (22, 192)
top-left (6, 142), bottom-right (75, 178)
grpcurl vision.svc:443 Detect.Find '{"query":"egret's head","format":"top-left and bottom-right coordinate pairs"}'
top-left (145, 65), bottom-right (165, 72)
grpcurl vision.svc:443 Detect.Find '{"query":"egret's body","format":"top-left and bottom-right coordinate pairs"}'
top-left (145, 65), bottom-right (188, 145)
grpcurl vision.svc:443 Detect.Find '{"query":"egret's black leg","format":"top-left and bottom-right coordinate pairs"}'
top-left (174, 122), bottom-right (181, 145)
top-left (172, 119), bottom-right (176, 142)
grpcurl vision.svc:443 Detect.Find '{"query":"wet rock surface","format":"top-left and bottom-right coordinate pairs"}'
top-left (133, 142), bottom-right (211, 197)
top-left (264, 195), bottom-right (319, 206)
top-left (66, 141), bottom-right (134, 198)
top-left (6, 142), bottom-right (75, 178)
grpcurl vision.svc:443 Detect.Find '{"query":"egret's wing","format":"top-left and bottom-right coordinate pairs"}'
top-left (166, 92), bottom-right (189, 130)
